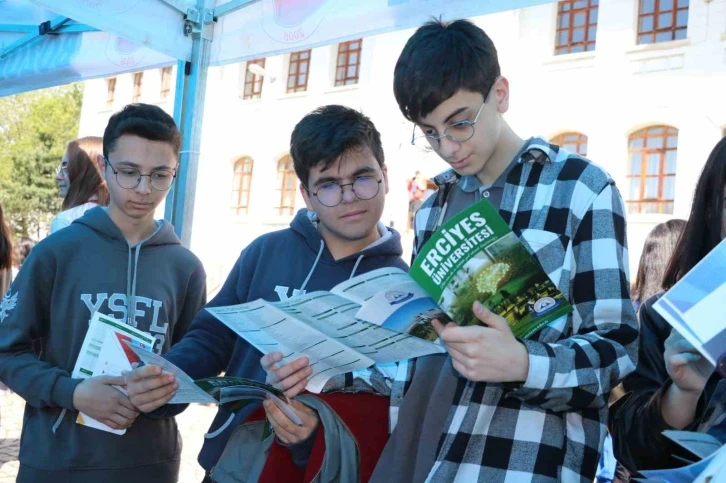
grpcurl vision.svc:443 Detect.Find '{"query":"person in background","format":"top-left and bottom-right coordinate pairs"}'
top-left (407, 171), bottom-right (426, 230)
top-left (51, 136), bottom-right (109, 234)
top-left (609, 137), bottom-right (726, 477)
top-left (630, 219), bottom-right (687, 312)
top-left (13, 237), bottom-right (35, 271)
top-left (597, 218), bottom-right (686, 482)
top-left (0, 202), bottom-right (14, 297)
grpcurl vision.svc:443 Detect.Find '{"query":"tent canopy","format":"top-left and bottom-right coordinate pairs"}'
top-left (0, 0), bottom-right (551, 245)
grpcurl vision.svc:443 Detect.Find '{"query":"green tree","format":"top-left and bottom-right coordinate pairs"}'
top-left (0, 83), bottom-right (83, 238)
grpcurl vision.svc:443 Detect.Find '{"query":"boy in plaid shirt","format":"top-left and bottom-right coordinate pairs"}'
top-left (370, 19), bottom-right (639, 483)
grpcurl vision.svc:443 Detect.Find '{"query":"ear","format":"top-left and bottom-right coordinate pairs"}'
top-left (300, 183), bottom-right (314, 211)
top-left (96, 153), bottom-right (105, 174)
top-left (381, 164), bottom-right (389, 195)
top-left (493, 76), bottom-right (510, 115)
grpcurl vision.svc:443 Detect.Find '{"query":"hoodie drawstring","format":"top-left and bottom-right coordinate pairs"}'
top-left (350, 254), bottom-right (364, 279)
top-left (299, 240), bottom-right (325, 292)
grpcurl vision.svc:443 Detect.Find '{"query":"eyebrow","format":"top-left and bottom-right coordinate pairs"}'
top-left (419, 106), bottom-right (470, 129)
top-left (313, 166), bottom-right (376, 188)
top-left (115, 160), bottom-right (174, 171)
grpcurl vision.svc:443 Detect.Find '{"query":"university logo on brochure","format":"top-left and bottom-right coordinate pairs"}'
top-left (0, 290), bottom-right (17, 324)
top-left (262, 0), bottom-right (338, 44)
top-left (385, 290), bottom-right (414, 306)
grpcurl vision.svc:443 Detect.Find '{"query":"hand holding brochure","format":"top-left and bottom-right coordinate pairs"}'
top-left (653, 238), bottom-right (726, 370)
top-left (126, 343), bottom-right (302, 425)
top-left (207, 198), bottom-right (572, 392)
top-left (71, 312), bottom-right (156, 435)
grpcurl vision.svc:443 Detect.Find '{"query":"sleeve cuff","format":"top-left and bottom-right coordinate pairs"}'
top-left (51, 376), bottom-right (84, 411)
top-left (502, 339), bottom-right (550, 394)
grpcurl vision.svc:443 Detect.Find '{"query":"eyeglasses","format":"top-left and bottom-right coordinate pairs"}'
top-left (308, 176), bottom-right (382, 207)
top-left (104, 157), bottom-right (176, 191)
top-left (55, 163), bottom-right (68, 175)
top-left (411, 101), bottom-right (486, 152)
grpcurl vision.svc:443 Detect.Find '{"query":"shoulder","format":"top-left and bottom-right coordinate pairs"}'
top-left (639, 293), bottom-right (671, 343)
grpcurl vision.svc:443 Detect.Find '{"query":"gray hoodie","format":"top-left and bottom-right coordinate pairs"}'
top-left (0, 207), bottom-right (206, 483)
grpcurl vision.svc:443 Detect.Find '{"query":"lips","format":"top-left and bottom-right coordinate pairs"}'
top-left (449, 155), bottom-right (470, 170)
top-left (129, 201), bottom-right (152, 209)
top-left (341, 210), bottom-right (366, 219)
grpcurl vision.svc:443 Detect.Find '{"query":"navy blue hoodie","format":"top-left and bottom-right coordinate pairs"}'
top-left (0, 207), bottom-right (206, 483)
top-left (162, 208), bottom-right (408, 472)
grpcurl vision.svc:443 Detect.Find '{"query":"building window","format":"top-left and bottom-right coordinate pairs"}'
top-left (637, 0), bottom-right (688, 44)
top-left (232, 157), bottom-right (254, 216)
top-left (287, 50), bottom-right (311, 93)
top-left (132, 72), bottom-right (143, 103)
top-left (555, 0), bottom-right (598, 55)
top-left (160, 67), bottom-right (172, 100)
top-left (627, 125), bottom-right (678, 214)
top-left (242, 59), bottom-right (265, 100)
top-left (105, 77), bottom-right (116, 109)
top-left (277, 155), bottom-right (297, 216)
top-left (550, 132), bottom-right (588, 156)
top-left (335, 40), bottom-right (362, 87)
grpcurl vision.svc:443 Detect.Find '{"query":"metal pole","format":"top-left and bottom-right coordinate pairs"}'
top-left (164, 59), bottom-right (188, 222)
top-left (171, 0), bottom-right (213, 246)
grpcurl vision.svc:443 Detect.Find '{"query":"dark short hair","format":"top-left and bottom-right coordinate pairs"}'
top-left (103, 103), bottom-right (182, 160)
top-left (663, 137), bottom-right (726, 289)
top-left (290, 105), bottom-right (384, 186)
top-left (393, 18), bottom-right (501, 122)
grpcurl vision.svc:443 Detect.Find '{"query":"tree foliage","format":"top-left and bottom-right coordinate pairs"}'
top-left (0, 84), bottom-right (83, 238)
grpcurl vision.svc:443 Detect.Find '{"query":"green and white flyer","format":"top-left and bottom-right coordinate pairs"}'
top-left (410, 198), bottom-right (572, 339)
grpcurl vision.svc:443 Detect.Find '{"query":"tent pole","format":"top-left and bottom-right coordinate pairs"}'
top-left (170, 0), bottom-right (213, 246)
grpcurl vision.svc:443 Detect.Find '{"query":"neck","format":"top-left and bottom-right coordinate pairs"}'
top-left (320, 225), bottom-right (381, 261)
top-left (475, 122), bottom-right (525, 185)
top-left (106, 204), bottom-right (157, 246)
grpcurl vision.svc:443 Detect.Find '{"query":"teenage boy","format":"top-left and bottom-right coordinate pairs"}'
top-left (0, 103), bottom-right (207, 483)
top-left (369, 19), bottom-right (639, 482)
top-left (125, 105), bottom-right (407, 482)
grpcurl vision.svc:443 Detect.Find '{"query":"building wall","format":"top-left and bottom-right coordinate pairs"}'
top-left (77, 0), bottom-right (726, 292)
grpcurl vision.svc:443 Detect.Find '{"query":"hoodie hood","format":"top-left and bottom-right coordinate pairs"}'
top-left (289, 208), bottom-right (404, 289)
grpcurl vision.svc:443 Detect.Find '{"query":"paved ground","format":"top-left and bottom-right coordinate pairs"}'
top-left (0, 390), bottom-right (217, 483)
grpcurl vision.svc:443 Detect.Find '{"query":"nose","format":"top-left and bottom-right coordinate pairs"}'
top-left (56, 171), bottom-right (64, 182)
top-left (135, 175), bottom-right (152, 194)
top-left (341, 184), bottom-right (357, 204)
top-left (437, 136), bottom-right (461, 160)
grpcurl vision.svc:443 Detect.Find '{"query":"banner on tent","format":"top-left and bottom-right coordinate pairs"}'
top-left (211, 0), bottom-right (550, 66)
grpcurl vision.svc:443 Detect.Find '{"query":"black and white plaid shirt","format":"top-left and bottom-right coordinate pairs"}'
top-left (389, 137), bottom-right (639, 482)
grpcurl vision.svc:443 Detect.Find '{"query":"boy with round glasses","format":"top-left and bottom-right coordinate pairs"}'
top-left (125, 104), bottom-right (408, 482)
top-left (370, 19), bottom-right (639, 482)
top-left (0, 103), bottom-right (207, 483)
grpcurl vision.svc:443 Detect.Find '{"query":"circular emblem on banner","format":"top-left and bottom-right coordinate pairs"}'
top-left (73, 0), bottom-right (141, 16)
top-left (262, 0), bottom-right (338, 44)
top-left (105, 36), bottom-right (148, 68)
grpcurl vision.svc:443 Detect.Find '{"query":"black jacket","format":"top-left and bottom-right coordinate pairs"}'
top-left (608, 293), bottom-right (722, 475)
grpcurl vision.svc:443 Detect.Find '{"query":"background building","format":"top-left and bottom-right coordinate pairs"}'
top-left (78, 0), bottom-right (726, 292)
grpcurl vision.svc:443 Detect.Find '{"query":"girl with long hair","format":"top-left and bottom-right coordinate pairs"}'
top-left (50, 136), bottom-right (109, 233)
top-left (609, 137), bottom-right (726, 476)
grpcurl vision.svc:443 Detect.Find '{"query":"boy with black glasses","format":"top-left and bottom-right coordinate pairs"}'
top-left (0, 103), bottom-right (207, 483)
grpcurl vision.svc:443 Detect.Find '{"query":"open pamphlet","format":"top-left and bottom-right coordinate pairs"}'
top-left (654, 238), bottom-right (726, 368)
top-left (126, 343), bottom-right (302, 426)
top-left (71, 312), bottom-right (156, 435)
top-left (636, 430), bottom-right (726, 482)
top-left (207, 198), bottom-right (572, 392)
